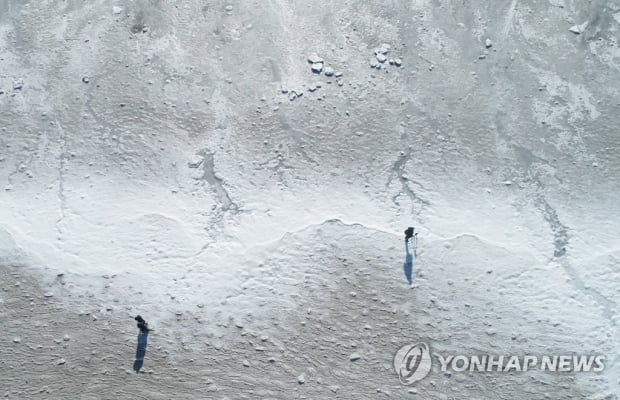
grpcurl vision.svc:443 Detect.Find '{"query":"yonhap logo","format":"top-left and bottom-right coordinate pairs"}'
top-left (393, 342), bottom-right (432, 385)
top-left (393, 342), bottom-right (605, 386)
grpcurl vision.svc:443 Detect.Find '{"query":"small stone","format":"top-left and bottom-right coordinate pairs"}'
top-left (225, 5), bottom-right (233, 11)
top-left (334, 71), bottom-right (343, 77)
top-left (485, 38), bottom-right (493, 48)
top-left (569, 22), bottom-right (588, 34)
top-left (13, 79), bottom-right (24, 90)
top-left (82, 76), bottom-right (89, 83)
top-left (350, 353), bottom-right (361, 361)
top-left (376, 44), bottom-right (390, 54)
top-left (324, 67), bottom-right (334, 76)
top-left (376, 53), bottom-right (387, 63)
top-left (337, 79), bottom-right (343, 87)
top-left (187, 155), bottom-right (203, 168)
top-left (12, 338), bottom-right (21, 343)
top-left (57, 359), bottom-right (66, 365)
top-left (307, 53), bottom-right (324, 64)
top-left (394, 58), bottom-right (402, 67)
top-left (478, 54), bottom-right (486, 59)
top-left (370, 60), bottom-right (378, 68)
top-left (243, 360), bottom-right (250, 367)
top-left (311, 63), bottom-right (323, 73)
top-left (289, 91), bottom-right (297, 101)
top-left (298, 374), bottom-right (305, 384)
top-left (112, 6), bottom-right (122, 14)
top-left (63, 334), bottom-right (70, 341)
top-left (44, 292), bottom-right (54, 298)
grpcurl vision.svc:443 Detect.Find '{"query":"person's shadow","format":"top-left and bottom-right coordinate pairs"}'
top-left (404, 240), bottom-right (414, 285)
top-left (133, 331), bottom-right (149, 373)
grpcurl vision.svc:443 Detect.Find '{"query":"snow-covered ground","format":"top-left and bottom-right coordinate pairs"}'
top-left (1, 0), bottom-right (619, 398)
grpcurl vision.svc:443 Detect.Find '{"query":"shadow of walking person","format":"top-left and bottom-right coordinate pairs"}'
top-left (404, 240), bottom-right (414, 285)
top-left (133, 330), bottom-right (148, 373)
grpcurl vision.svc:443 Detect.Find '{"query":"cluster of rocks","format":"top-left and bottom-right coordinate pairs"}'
top-left (307, 53), bottom-right (343, 81)
top-left (307, 53), bottom-right (324, 74)
top-left (369, 44), bottom-right (402, 70)
top-left (284, 53), bottom-right (345, 101)
top-left (282, 87), bottom-right (303, 102)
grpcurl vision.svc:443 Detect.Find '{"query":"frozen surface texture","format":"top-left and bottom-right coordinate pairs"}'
top-left (0, 0), bottom-right (619, 398)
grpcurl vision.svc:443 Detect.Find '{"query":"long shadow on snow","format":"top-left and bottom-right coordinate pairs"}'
top-left (133, 331), bottom-right (148, 373)
top-left (404, 241), bottom-right (414, 285)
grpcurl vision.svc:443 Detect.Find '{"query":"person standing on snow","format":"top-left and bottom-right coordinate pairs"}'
top-left (404, 227), bottom-right (415, 243)
top-left (404, 227), bottom-right (419, 256)
top-left (135, 315), bottom-right (150, 334)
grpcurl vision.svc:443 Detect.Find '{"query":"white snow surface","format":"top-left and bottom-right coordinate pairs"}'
top-left (0, 0), bottom-right (619, 398)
